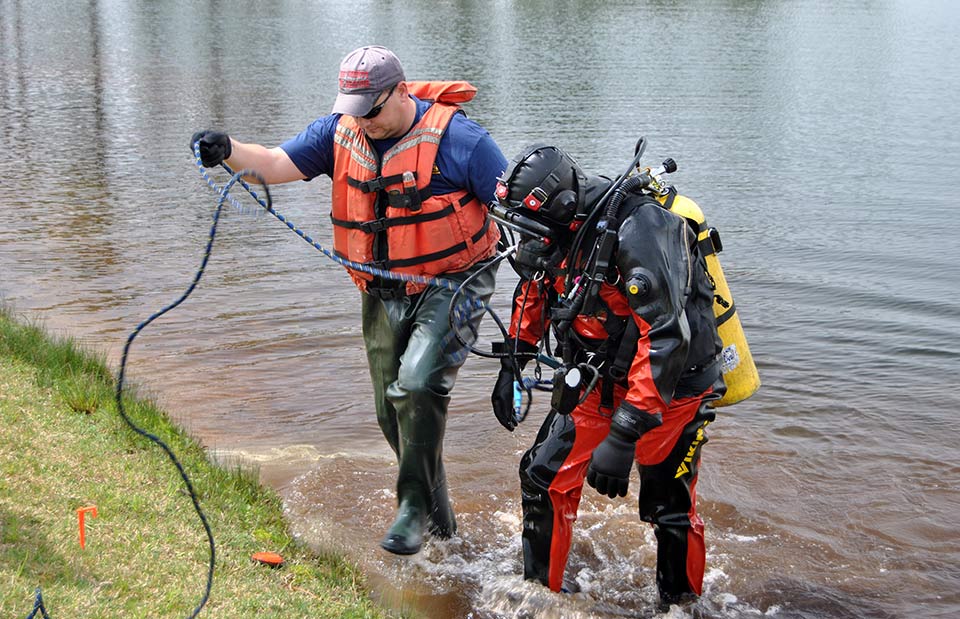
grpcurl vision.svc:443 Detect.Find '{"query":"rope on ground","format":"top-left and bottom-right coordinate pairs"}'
top-left (20, 153), bottom-right (517, 618)
top-left (19, 175), bottom-right (259, 619)
top-left (113, 170), bottom-right (266, 619)
top-left (25, 587), bottom-right (50, 619)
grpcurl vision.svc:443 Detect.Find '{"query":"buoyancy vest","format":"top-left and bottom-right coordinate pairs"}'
top-left (330, 81), bottom-right (500, 295)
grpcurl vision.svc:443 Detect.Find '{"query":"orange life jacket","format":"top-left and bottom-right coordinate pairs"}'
top-left (330, 81), bottom-right (500, 295)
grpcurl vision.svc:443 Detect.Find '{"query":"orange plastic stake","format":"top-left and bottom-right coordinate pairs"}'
top-left (251, 551), bottom-right (284, 567)
top-left (77, 506), bottom-right (98, 549)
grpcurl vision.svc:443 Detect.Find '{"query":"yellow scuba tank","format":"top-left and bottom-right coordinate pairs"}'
top-left (656, 190), bottom-right (760, 407)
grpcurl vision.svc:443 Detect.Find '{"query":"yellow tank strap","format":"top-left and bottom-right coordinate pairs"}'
top-left (661, 189), bottom-right (718, 257)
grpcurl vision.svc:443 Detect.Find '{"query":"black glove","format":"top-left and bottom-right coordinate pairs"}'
top-left (490, 339), bottom-right (538, 432)
top-left (492, 367), bottom-right (518, 431)
top-left (586, 404), bottom-right (662, 498)
top-left (190, 130), bottom-right (232, 167)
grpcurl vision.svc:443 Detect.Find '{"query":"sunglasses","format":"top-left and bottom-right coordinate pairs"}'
top-left (362, 84), bottom-right (396, 120)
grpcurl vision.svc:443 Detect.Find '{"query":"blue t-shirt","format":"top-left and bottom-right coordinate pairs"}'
top-left (280, 96), bottom-right (507, 204)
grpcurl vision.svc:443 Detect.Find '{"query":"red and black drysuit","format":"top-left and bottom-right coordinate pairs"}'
top-left (509, 187), bottom-right (725, 602)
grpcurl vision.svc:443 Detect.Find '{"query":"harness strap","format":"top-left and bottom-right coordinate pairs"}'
top-left (716, 300), bottom-right (737, 327)
top-left (333, 206), bottom-right (490, 270)
top-left (698, 235), bottom-right (717, 257)
top-left (384, 215), bottom-right (491, 269)
top-left (600, 375), bottom-right (615, 411)
top-left (330, 202), bottom-right (458, 233)
top-left (662, 188), bottom-right (677, 210)
top-left (607, 317), bottom-right (640, 382)
top-left (663, 188), bottom-right (721, 258)
top-left (386, 186), bottom-right (433, 209)
top-left (347, 173), bottom-right (407, 194)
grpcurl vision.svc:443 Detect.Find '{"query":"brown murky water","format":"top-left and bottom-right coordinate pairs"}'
top-left (3, 1), bottom-right (960, 617)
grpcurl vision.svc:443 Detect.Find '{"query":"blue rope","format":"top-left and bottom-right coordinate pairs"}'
top-left (25, 588), bottom-right (49, 619)
top-left (194, 147), bottom-right (486, 302)
top-left (192, 146), bottom-right (506, 359)
top-left (21, 175), bottom-right (250, 619)
top-left (113, 171), bottom-right (257, 619)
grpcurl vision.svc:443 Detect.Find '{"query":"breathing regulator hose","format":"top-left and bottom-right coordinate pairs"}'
top-left (496, 137), bottom-right (682, 419)
top-left (445, 244), bottom-right (518, 360)
top-left (602, 173), bottom-right (648, 220)
top-left (564, 135), bottom-right (649, 283)
top-left (558, 137), bottom-right (674, 334)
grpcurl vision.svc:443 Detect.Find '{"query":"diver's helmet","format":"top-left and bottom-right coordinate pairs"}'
top-left (495, 144), bottom-right (589, 278)
top-left (495, 144), bottom-right (587, 235)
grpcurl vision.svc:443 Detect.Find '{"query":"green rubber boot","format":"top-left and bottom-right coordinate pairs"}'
top-left (380, 495), bottom-right (428, 555)
top-left (361, 259), bottom-right (497, 555)
top-left (428, 474), bottom-right (457, 539)
top-left (387, 384), bottom-right (449, 552)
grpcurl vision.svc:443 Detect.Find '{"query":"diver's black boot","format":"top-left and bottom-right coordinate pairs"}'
top-left (657, 590), bottom-right (697, 613)
top-left (380, 497), bottom-right (427, 555)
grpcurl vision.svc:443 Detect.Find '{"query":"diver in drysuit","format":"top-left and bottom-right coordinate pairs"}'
top-left (490, 144), bottom-right (725, 610)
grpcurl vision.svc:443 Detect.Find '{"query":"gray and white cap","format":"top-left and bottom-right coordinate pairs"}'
top-left (331, 45), bottom-right (405, 116)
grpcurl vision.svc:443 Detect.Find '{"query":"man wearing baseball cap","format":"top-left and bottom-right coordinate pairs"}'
top-left (191, 46), bottom-right (507, 556)
top-left (330, 46), bottom-right (406, 117)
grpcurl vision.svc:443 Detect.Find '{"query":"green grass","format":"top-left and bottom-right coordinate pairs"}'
top-left (0, 306), bottom-right (401, 618)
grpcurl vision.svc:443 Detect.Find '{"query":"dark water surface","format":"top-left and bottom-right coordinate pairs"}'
top-left (2, 1), bottom-right (959, 618)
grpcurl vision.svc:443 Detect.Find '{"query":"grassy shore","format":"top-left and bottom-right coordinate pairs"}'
top-left (0, 306), bottom-right (398, 619)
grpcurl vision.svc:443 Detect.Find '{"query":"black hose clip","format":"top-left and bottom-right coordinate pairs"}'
top-left (550, 362), bottom-right (601, 415)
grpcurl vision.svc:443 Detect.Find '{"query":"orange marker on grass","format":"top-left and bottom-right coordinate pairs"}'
top-left (77, 506), bottom-right (98, 549)
top-left (251, 551), bottom-right (284, 567)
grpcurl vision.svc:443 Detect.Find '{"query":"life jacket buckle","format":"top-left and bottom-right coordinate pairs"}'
top-left (360, 218), bottom-right (389, 234)
top-left (357, 177), bottom-right (387, 193)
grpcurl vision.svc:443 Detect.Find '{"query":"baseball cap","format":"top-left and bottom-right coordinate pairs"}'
top-left (332, 46), bottom-right (406, 116)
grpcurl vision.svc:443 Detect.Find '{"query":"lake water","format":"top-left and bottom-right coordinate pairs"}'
top-left (2, 1), bottom-right (959, 617)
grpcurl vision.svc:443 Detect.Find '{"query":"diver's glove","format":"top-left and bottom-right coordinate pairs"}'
top-left (190, 130), bottom-right (232, 167)
top-left (586, 403), bottom-right (662, 498)
top-left (490, 339), bottom-right (538, 432)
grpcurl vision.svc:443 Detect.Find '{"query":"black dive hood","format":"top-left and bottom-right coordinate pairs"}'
top-left (577, 174), bottom-right (615, 222)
